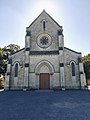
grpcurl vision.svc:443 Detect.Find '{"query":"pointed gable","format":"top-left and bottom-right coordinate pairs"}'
top-left (26, 10), bottom-right (62, 30)
top-left (26, 10), bottom-right (63, 51)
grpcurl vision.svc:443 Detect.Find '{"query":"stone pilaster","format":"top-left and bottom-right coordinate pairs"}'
top-left (24, 31), bottom-right (30, 90)
top-left (4, 58), bottom-right (12, 90)
top-left (78, 57), bottom-right (86, 89)
top-left (58, 30), bottom-right (65, 90)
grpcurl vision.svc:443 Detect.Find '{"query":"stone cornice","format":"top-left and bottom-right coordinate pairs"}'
top-left (30, 50), bottom-right (59, 55)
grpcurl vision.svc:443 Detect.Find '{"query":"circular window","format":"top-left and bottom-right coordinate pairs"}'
top-left (40, 36), bottom-right (49, 45)
top-left (37, 33), bottom-right (51, 48)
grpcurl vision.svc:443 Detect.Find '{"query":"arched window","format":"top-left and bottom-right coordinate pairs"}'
top-left (71, 62), bottom-right (75, 76)
top-left (42, 20), bottom-right (46, 30)
top-left (15, 63), bottom-right (18, 77)
top-left (43, 21), bottom-right (45, 29)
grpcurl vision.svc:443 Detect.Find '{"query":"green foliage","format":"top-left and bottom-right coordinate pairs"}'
top-left (82, 54), bottom-right (90, 79)
top-left (0, 48), bottom-right (5, 75)
top-left (2, 44), bottom-right (20, 55)
top-left (0, 44), bottom-right (20, 88)
top-left (0, 44), bottom-right (20, 76)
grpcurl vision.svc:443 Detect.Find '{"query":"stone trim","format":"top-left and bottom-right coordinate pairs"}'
top-left (11, 48), bottom-right (25, 55)
top-left (58, 30), bottom-right (62, 35)
top-left (25, 48), bottom-right (30, 51)
top-left (25, 63), bottom-right (29, 67)
top-left (59, 47), bottom-right (63, 50)
top-left (8, 59), bottom-right (12, 64)
top-left (80, 71), bottom-right (83, 74)
top-left (60, 63), bottom-right (64, 67)
top-left (78, 57), bottom-right (82, 63)
top-left (66, 63), bottom-right (78, 66)
top-left (30, 71), bottom-right (59, 74)
top-left (26, 31), bottom-right (31, 36)
top-left (7, 72), bottom-right (11, 75)
top-left (30, 51), bottom-right (59, 55)
top-left (37, 33), bottom-right (52, 48)
top-left (64, 47), bottom-right (81, 54)
top-left (35, 60), bottom-right (55, 74)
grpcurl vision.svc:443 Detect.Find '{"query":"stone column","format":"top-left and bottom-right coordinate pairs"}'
top-left (4, 58), bottom-right (12, 90)
top-left (24, 31), bottom-right (30, 90)
top-left (58, 30), bottom-right (65, 90)
top-left (78, 57), bottom-right (86, 89)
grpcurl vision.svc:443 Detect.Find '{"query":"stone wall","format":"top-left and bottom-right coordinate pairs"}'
top-left (30, 54), bottom-right (59, 73)
top-left (29, 54), bottom-right (60, 89)
top-left (9, 49), bottom-right (25, 89)
top-left (27, 11), bottom-right (62, 51)
top-left (64, 48), bottom-right (81, 89)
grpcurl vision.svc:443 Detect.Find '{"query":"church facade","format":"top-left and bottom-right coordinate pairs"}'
top-left (4, 10), bottom-right (86, 90)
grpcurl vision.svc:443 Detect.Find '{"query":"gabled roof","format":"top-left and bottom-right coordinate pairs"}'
top-left (10, 48), bottom-right (25, 55)
top-left (64, 47), bottom-right (81, 54)
top-left (26, 10), bottom-right (62, 29)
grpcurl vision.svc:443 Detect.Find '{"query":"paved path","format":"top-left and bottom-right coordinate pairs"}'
top-left (0, 90), bottom-right (90, 120)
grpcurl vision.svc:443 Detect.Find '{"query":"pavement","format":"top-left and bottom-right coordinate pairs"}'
top-left (0, 90), bottom-right (90, 120)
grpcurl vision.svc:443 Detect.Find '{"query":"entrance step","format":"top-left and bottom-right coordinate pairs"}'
top-left (35, 90), bottom-right (54, 92)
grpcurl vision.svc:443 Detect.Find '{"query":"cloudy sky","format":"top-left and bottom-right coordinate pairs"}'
top-left (0, 0), bottom-right (90, 56)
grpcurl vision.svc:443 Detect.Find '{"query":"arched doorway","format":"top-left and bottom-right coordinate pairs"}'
top-left (35, 60), bottom-right (54, 90)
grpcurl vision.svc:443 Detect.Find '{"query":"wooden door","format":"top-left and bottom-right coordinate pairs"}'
top-left (39, 73), bottom-right (50, 90)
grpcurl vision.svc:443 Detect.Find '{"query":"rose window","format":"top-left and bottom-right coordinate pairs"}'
top-left (40, 36), bottom-right (49, 45)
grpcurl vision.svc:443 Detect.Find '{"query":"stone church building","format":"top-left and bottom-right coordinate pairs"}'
top-left (5, 10), bottom-right (86, 90)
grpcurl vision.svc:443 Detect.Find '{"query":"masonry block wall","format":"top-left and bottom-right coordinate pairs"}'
top-left (4, 10), bottom-right (86, 90)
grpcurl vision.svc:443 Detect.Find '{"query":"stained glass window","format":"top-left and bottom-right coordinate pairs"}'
top-left (40, 36), bottom-right (48, 45)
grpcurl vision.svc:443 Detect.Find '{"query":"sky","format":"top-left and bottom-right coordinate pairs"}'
top-left (0, 0), bottom-right (90, 56)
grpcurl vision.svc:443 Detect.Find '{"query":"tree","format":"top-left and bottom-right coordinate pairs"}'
top-left (0, 44), bottom-right (20, 88)
top-left (0, 48), bottom-right (5, 75)
top-left (0, 44), bottom-right (20, 76)
top-left (2, 44), bottom-right (20, 55)
top-left (82, 54), bottom-right (90, 79)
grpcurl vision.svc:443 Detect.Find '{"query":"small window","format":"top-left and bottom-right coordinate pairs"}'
top-left (15, 63), bottom-right (18, 77)
top-left (43, 21), bottom-right (45, 29)
top-left (71, 62), bottom-right (75, 76)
